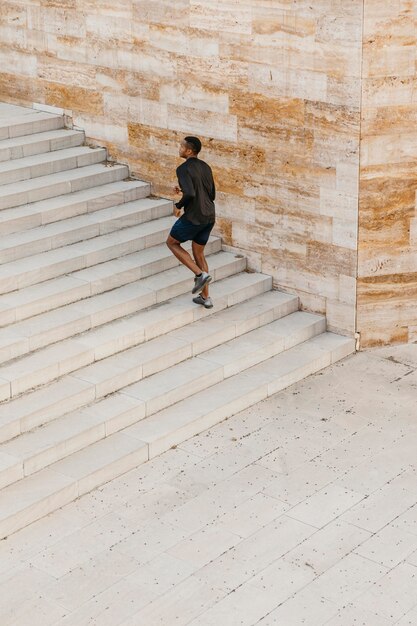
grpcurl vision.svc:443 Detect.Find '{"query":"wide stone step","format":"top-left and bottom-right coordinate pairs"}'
top-left (0, 332), bottom-right (354, 540)
top-left (126, 332), bottom-right (355, 458)
top-left (0, 291), bottom-right (298, 443)
top-left (0, 162), bottom-right (128, 211)
top-left (0, 311), bottom-right (324, 484)
top-left (0, 146), bottom-right (107, 187)
top-left (0, 179), bottom-right (150, 236)
top-left (0, 214), bottom-right (174, 294)
top-left (0, 238), bottom-right (221, 326)
top-left (0, 250), bottom-right (244, 364)
top-left (0, 196), bottom-right (173, 264)
top-left (0, 128), bottom-right (84, 163)
top-left (0, 111), bottom-right (64, 141)
top-left (0, 272), bottom-right (272, 401)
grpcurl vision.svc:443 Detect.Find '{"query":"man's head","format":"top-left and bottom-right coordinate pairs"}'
top-left (179, 136), bottom-right (202, 159)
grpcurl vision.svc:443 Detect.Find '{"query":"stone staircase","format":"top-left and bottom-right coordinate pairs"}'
top-left (0, 105), bottom-right (355, 538)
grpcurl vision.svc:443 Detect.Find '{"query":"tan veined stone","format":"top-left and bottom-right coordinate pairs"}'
top-left (176, 55), bottom-right (249, 88)
top-left (230, 92), bottom-right (305, 127)
top-left (362, 105), bottom-right (417, 136)
top-left (252, 12), bottom-right (316, 37)
top-left (215, 217), bottom-right (233, 246)
top-left (0, 3), bottom-right (27, 27)
top-left (0, 72), bottom-right (44, 103)
top-left (42, 0), bottom-right (77, 9)
top-left (28, 6), bottom-right (86, 38)
top-left (132, 0), bottom-right (190, 28)
top-left (305, 101), bottom-right (360, 135)
top-left (362, 75), bottom-right (416, 107)
top-left (38, 58), bottom-right (96, 89)
top-left (45, 84), bottom-right (104, 116)
top-left (190, 2), bottom-right (252, 35)
top-left (148, 24), bottom-right (218, 57)
top-left (307, 242), bottom-right (356, 277)
top-left (6, 0), bottom-right (417, 346)
top-left (363, 43), bottom-right (415, 79)
top-left (160, 81), bottom-right (229, 114)
top-left (363, 14), bottom-right (416, 44)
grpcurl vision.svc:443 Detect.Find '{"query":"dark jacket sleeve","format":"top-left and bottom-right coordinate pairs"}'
top-left (175, 166), bottom-right (195, 209)
top-left (210, 179), bottom-right (216, 202)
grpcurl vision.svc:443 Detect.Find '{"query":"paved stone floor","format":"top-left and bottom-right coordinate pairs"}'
top-left (0, 344), bottom-right (416, 625)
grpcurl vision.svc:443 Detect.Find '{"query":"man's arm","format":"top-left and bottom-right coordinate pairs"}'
top-left (175, 167), bottom-right (195, 210)
top-left (210, 179), bottom-right (216, 202)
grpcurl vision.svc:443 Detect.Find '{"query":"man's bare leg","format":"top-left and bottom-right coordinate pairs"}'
top-left (166, 235), bottom-right (202, 275)
top-left (192, 241), bottom-right (209, 299)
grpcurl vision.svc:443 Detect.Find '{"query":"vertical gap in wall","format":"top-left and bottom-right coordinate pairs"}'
top-left (355, 0), bottom-right (366, 348)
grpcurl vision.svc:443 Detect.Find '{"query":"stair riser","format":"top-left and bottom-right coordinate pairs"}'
top-left (0, 319), bottom-right (325, 483)
top-left (0, 481), bottom-right (79, 541)
top-left (0, 132), bottom-right (84, 163)
top-left (0, 182), bottom-right (151, 236)
top-left (0, 204), bottom-right (173, 265)
top-left (0, 225), bottom-right (171, 295)
top-left (0, 277), bottom-right (272, 402)
top-left (0, 340), bottom-right (344, 540)
top-left (0, 115), bottom-right (64, 141)
top-left (0, 239), bottom-right (221, 327)
top-left (0, 165), bottom-right (128, 211)
top-left (115, 320), bottom-right (325, 420)
top-left (1, 295), bottom-right (297, 446)
top-left (0, 382), bottom-right (97, 444)
top-left (146, 354), bottom-right (334, 459)
top-left (87, 237), bottom-right (222, 297)
top-left (0, 257), bottom-right (247, 365)
top-left (0, 149), bottom-right (106, 187)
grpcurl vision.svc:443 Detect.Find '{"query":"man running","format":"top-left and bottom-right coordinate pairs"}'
top-left (166, 136), bottom-right (216, 308)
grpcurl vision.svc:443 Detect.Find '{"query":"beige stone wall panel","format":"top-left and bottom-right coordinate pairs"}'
top-left (0, 3), bottom-right (27, 27)
top-left (357, 1), bottom-right (417, 346)
top-left (0, 0), bottom-right (364, 337)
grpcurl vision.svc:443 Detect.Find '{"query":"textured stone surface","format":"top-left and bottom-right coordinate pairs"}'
top-left (0, 0), bottom-right (363, 336)
top-left (0, 346), bottom-right (415, 624)
top-left (357, 2), bottom-right (417, 346)
top-left (2, 1), bottom-right (415, 345)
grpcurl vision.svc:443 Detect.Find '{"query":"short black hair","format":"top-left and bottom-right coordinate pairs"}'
top-left (184, 136), bottom-right (202, 154)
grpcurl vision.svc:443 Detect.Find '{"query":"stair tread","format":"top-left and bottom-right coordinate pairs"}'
top-left (0, 291), bottom-right (295, 435)
top-left (125, 332), bottom-right (355, 448)
top-left (0, 112), bottom-right (64, 140)
top-left (0, 272), bottom-right (271, 398)
top-left (0, 145), bottom-right (106, 174)
top-left (0, 106), bottom-right (356, 544)
top-left (0, 250), bottom-right (240, 345)
top-left (0, 215), bottom-right (174, 279)
top-left (0, 309), bottom-right (321, 466)
top-left (0, 238), bottom-right (221, 325)
top-left (0, 128), bottom-right (83, 151)
top-left (0, 163), bottom-right (127, 197)
top-left (0, 110), bottom-right (63, 128)
top-left (0, 332), bottom-right (354, 534)
top-left (0, 179), bottom-right (150, 227)
top-left (0, 197), bottom-right (172, 250)
top-left (0, 286), bottom-right (282, 429)
top-left (0, 432), bottom-right (146, 518)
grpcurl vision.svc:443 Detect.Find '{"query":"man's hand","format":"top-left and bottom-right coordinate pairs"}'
top-left (173, 207), bottom-right (182, 218)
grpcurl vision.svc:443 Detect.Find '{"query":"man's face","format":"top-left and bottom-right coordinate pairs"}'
top-left (179, 140), bottom-right (192, 159)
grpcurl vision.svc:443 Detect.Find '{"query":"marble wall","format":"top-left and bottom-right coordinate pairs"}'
top-left (0, 1), bottom-right (366, 336)
top-left (357, 0), bottom-right (417, 346)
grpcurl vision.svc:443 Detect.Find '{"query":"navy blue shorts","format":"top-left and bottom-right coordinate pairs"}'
top-left (170, 216), bottom-right (214, 246)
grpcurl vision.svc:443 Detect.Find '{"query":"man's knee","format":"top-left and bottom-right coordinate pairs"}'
top-left (166, 236), bottom-right (177, 250)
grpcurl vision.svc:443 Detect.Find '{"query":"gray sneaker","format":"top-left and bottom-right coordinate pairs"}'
top-left (193, 295), bottom-right (214, 309)
top-left (192, 272), bottom-right (212, 294)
